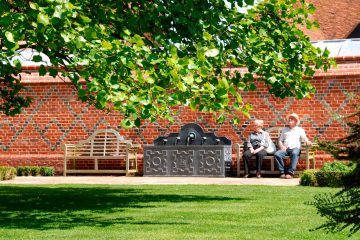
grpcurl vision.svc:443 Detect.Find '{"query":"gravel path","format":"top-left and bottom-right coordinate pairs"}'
top-left (2, 176), bottom-right (300, 186)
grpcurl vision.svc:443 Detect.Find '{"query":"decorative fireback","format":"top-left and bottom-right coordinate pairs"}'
top-left (144, 123), bottom-right (232, 177)
top-left (153, 123), bottom-right (231, 146)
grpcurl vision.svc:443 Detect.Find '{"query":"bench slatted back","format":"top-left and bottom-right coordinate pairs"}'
top-left (66, 129), bottom-right (130, 157)
top-left (266, 127), bottom-right (282, 144)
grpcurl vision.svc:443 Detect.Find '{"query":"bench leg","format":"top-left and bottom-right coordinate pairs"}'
top-left (237, 155), bottom-right (241, 177)
top-left (63, 157), bottom-right (67, 176)
top-left (95, 159), bottom-right (98, 171)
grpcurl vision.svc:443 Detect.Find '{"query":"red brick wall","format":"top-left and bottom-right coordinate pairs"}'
top-left (0, 58), bottom-right (359, 175)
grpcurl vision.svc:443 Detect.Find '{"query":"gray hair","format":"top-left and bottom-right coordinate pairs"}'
top-left (253, 119), bottom-right (264, 127)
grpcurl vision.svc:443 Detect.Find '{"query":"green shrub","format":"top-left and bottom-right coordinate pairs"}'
top-left (300, 162), bottom-right (355, 187)
top-left (0, 166), bottom-right (17, 180)
top-left (313, 161), bottom-right (355, 187)
top-left (16, 166), bottom-right (24, 176)
top-left (16, 166), bottom-right (55, 176)
top-left (320, 160), bottom-right (355, 172)
top-left (315, 171), bottom-right (349, 187)
top-left (300, 169), bottom-right (318, 186)
top-left (30, 166), bottom-right (40, 176)
top-left (39, 166), bottom-right (55, 176)
top-left (20, 166), bottom-right (31, 176)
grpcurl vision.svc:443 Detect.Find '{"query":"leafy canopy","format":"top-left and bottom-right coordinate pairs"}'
top-left (0, 0), bottom-right (332, 127)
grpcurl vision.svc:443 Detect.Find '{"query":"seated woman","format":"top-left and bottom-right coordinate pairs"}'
top-left (243, 119), bottom-right (271, 178)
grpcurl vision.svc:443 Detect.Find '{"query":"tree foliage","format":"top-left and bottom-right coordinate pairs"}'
top-left (311, 188), bottom-right (360, 235)
top-left (311, 96), bottom-right (360, 235)
top-left (0, 0), bottom-right (333, 127)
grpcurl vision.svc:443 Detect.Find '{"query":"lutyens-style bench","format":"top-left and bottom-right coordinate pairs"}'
top-left (61, 129), bottom-right (140, 176)
top-left (233, 127), bottom-right (317, 177)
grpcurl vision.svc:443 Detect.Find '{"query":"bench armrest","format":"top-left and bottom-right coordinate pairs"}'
top-left (233, 143), bottom-right (245, 177)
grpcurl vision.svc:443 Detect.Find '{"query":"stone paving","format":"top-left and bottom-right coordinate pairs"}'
top-left (2, 176), bottom-right (300, 186)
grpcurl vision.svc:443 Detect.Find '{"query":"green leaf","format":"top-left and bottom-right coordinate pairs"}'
top-left (146, 77), bottom-right (155, 84)
top-left (101, 40), bottom-right (113, 50)
top-left (96, 90), bottom-right (108, 109)
top-left (232, 117), bottom-right (240, 125)
top-left (61, 33), bottom-right (71, 42)
top-left (245, 0), bottom-right (255, 5)
top-left (39, 65), bottom-right (47, 76)
top-left (202, 32), bottom-right (212, 41)
top-left (80, 15), bottom-right (92, 23)
top-left (120, 119), bottom-right (133, 129)
top-left (216, 88), bottom-right (228, 98)
top-left (49, 68), bottom-right (58, 77)
top-left (182, 75), bottom-right (194, 85)
top-left (13, 59), bottom-right (22, 70)
top-left (141, 108), bottom-right (151, 119)
top-left (123, 28), bottom-right (131, 35)
top-left (5, 31), bottom-right (14, 42)
top-left (37, 13), bottom-right (50, 26)
top-left (134, 118), bottom-right (141, 128)
top-left (75, 36), bottom-right (86, 48)
top-left (216, 114), bottom-right (225, 124)
top-left (308, 3), bottom-right (316, 14)
top-left (205, 48), bottom-right (219, 57)
top-left (29, 3), bottom-right (38, 10)
top-left (189, 100), bottom-right (197, 110)
top-left (199, 67), bottom-right (210, 77)
top-left (251, 56), bottom-right (261, 64)
top-left (32, 55), bottom-right (42, 62)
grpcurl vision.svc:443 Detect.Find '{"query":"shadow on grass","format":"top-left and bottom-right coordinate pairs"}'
top-left (0, 185), bottom-right (243, 230)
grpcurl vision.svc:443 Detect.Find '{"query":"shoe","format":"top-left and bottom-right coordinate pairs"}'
top-left (243, 174), bottom-right (250, 178)
top-left (280, 173), bottom-right (286, 179)
top-left (285, 174), bottom-right (293, 179)
top-left (256, 172), bottom-right (261, 178)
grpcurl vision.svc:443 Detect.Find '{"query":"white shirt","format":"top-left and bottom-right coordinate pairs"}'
top-left (279, 126), bottom-right (308, 149)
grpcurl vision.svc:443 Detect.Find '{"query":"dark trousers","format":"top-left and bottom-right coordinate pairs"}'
top-left (243, 149), bottom-right (267, 174)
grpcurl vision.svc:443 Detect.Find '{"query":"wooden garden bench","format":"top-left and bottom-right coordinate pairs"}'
top-left (233, 127), bottom-right (317, 177)
top-left (61, 129), bottom-right (140, 176)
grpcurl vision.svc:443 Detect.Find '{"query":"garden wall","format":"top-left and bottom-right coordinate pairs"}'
top-left (0, 57), bottom-right (359, 175)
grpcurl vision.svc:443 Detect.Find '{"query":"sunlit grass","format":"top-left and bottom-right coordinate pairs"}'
top-left (0, 184), bottom-right (358, 240)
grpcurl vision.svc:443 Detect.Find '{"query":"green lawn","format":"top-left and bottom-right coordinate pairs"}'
top-left (0, 184), bottom-right (358, 240)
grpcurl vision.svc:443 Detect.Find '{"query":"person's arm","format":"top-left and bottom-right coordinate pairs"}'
top-left (300, 128), bottom-right (312, 146)
top-left (247, 134), bottom-right (255, 153)
top-left (278, 129), bottom-right (287, 151)
top-left (253, 132), bottom-right (267, 154)
top-left (262, 132), bottom-right (270, 148)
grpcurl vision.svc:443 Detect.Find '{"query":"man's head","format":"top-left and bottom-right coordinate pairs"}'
top-left (252, 119), bottom-right (264, 132)
top-left (286, 113), bottom-right (300, 128)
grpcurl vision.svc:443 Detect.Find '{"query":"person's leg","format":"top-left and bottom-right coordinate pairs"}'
top-left (243, 150), bottom-right (252, 177)
top-left (255, 149), bottom-right (267, 175)
top-left (287, 148), bottom-right (300, 175)
top-left (274, 150), bottom-right (287, 177)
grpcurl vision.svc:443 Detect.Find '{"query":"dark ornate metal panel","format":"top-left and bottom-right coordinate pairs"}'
top-left (170, 150), bottom-right (195, 175)
top-left (144, 150), bottom-right (167, 176)
top-left (143, 145), bottom-right (232, 177)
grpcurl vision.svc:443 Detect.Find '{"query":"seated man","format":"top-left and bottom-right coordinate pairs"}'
top-left (274, 113), bottom-right (312, 179)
